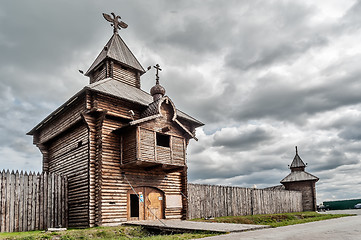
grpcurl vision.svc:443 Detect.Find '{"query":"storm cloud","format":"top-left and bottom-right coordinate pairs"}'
top-left (1, 0), bottom-right (361, 203)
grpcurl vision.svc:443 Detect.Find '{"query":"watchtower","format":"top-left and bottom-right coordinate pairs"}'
top-left (28, 13), bottom-right (203, 227)
top-left (281, 147), bottom-right (319, 211)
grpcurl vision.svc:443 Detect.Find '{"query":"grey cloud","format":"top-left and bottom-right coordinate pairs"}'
top-left (339, 0), bottom-right (361, 32)
top-left (338, 125), bottom-right (361, 141)
top-left (225, 1), bottom-right (328, 70)
top-left (312, 149), bottom-right (359, 171)
top-left (2, 0), bottom-right (361, 203)
top-left (212, 128), bottom-right (273, 150)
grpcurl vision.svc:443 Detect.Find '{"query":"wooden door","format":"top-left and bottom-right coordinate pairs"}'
top-left (145, 187), bottom-right (164, 220)
top-left (127, 187), bottom-right (164, 221)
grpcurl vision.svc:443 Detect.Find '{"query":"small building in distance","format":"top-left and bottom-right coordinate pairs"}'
top-left (27, 13), bottom-right (203, 227)
top-left (281, 147), bottom-right (319, 211)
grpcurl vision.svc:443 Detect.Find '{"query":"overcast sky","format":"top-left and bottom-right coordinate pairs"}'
top-left (1, 0), bottom-right (361, 203)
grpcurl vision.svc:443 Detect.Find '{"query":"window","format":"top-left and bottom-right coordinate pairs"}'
top-left (156, 133), bottom-right (170, 148)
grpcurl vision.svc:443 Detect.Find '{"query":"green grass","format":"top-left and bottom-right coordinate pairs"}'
top-left (0, 212), bottom-right (352, 239)
top-left (0, 226), bottom-right (218, 240)
top-left (193, 211), bottom-right (354, 227)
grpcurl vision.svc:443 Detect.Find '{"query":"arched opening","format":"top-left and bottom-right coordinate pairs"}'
top-left (127, 186), bottom-right (165, 221)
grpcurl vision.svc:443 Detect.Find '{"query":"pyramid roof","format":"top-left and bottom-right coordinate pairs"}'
top-left (85, 33), bottom-right (145, 75)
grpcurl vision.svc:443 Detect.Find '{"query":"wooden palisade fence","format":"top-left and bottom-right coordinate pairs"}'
top-left (0, 171), bottom-right (68, 232)
top-left (188, 183), bottom-right (303, 219)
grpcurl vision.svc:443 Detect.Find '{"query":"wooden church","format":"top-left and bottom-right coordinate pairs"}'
top-left (27, 13), bottom-right (203, 227)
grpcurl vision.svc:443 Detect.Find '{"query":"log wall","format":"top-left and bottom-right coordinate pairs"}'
top-left (98, 170), bottom-right (186, 225)
top-left (113, 63), bottom-right (140, 88)
top-left (37, 97), bottom-right (85, 144)
top-left (90, 64), bottom-right (106, 84)
top-left (95, 94), bottom-right (142, 120)
top-left (188, 183), bottom-right (303, 219)
top-left (283, 181), bottom-right (317, 211)
top-left (0, 171), bottom-right (67, 233)
top-left (47, 123), bottom-right (89, 228)
top-left (99, 116), bottom-right (187, 225)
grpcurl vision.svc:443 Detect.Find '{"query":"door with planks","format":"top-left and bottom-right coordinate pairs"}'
top-left (127, 187), bottom-right (164, 221)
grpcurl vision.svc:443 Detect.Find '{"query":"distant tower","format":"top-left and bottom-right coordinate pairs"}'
top-left (281, 147), bottom-right (319, 211)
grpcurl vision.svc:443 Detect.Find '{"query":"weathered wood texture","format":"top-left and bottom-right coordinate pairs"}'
top-left (90, 63), bottom-right (107, 84)
top-left (47, 123), bottom-right (89, 228)
top-left (98, 170), bottom-right (186, 225)
top-left (98, 116), bottom-right (188, 225)
top-left (36, 96), bottom-right (85, 145)
top-left (94, 94), bottom-right (142, 120)
top-left (187, 184), bottom-right (303, 219)
top-left (283, 181), bottom-right (317, 211)
top-left (89, 61), bottom-right (140, 88)
top-left (0, 171), bottom-right (68, 233)
top-left (122, 120), bottom-right (187, 166)
top-left (112, 62), bottom-right (140, 88)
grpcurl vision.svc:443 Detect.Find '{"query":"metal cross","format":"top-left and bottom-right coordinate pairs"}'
top-left (154, 64), bottom-right (162, 84)
top-left (103, 12), bottom-right (128, 34)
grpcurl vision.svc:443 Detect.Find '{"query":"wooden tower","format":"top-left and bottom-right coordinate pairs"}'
top-left (27, 13), bottom-right (203, 227)
top-left (281, 147), bottom-right (319, 211)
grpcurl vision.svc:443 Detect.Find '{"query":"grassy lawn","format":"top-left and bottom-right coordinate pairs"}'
top-left (0, 226), bottom-right (218, 240)
top-left (193, 211), bottom-right (354, 227)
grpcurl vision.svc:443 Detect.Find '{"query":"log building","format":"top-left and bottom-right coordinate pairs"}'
top-left (28, 13), bottom-right (203, 227)
top-left (281, 147), bottom-right (319, 211)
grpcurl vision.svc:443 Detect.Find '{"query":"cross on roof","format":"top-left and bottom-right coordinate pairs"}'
top-left (154, 64), bottom-right (162, 85)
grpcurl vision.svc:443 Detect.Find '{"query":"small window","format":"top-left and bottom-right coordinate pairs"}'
top-left (156, 133), bottom-right (170, 148)
top-left (77, 141), bottom-right (83, 148)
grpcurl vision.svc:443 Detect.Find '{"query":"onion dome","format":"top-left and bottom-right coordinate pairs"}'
top-left (150, 83), bottom-right (166, 101)
top-left (150, 64), bottom-right (166, 101)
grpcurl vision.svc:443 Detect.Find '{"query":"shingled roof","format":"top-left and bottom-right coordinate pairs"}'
top-left (281, 171), bottom-right (319, 183)
top-left (87, 78), bottom-right (204, 127)
top-left (28, 78), bottom-right (203, 135)
top-left (280, 146), bottom-right (319, 183)
top-left (85, 33), bottom-right (145, 76)
top-left (290, 147), bottom-right (306, 169)
top-left (86, 78), bottom-right (152, 106)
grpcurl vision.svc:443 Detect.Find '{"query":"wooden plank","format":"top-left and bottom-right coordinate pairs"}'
top-left (14, 171), bottom-right (19, 232)
top-left (0, 171), bottom-right (4, 232)
top-left (18, 172), bottom-right (24, 232)
top-left (57, 174), bottom-right (61, 228)
top-left (43, 172), bottom-right (48, 230)
top-left (5, 171), bottom-right (10, 232)
top-left (31, 174), bottom-right (36, 230)
top-left (39, 173), bottom-right (44, 230)
top-left (35, 173), bottom-right (41, 230)
top-left (50, 173), bottom-right (55, 228)
top-left (27, 173), bottom-right (32, 231)
top-left (8, 171), bottom-right (15, 232)
top-left (23, 173), bottom-right (29, 232)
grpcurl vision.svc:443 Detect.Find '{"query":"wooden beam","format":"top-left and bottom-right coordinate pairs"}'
top-left (164, 166), bottom-right (186, 173)
top-left (144, 164), bottom-right (163, 172)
